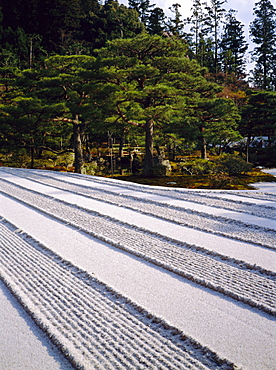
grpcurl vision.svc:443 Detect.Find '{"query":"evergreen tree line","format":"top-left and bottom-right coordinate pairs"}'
top-left (1, 0), bottom-right (276, 88)
top-left (0, 0), bottom-right (275, 174)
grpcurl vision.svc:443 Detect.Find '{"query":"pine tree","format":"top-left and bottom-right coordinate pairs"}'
top-left (0, 26), bottom-right (45, 70)
top-left (188, 0), bottom-right (208, 61)
top-left (240, 90), bottom-right (276, 162)
top-left (0, 0), bottom-right (23, 30)
top-left (128, 0), bottom-right (154, 26)
top-left (79, 0), bottom-right (99, 15)
top-left (219, 10), bottom-right (248, 80)
top-left (41, 55), bottom-right (97, 173)
top-left (83, 1), bottom-right (144, 50)
top-left (204, 0), bottom-right (227, 76)
top-left (250, 0), bottom-right (276, 90)
top-left (0, 68), bottom-right (67, 167)
top-left (166, 3), bottom-right (186, 38)
top-left (36, 0), bottom-right (82, 52)
top-left (0, 0), bottom-right (46, 44)
top-left (199, 98), bottom-right (241, 156)
top-left (96, 34), bottom-right (230, 173)
top-left (147, 7), bottom-right (167, 35)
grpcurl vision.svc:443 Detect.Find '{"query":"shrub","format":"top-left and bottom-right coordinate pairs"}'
top-left (83, 162), bottom-right (98, 175)
top-left (151, 164), bottom-right (168, 177)
top-left (0, 151), bottom-right (30, 168)
top-left (217, 156), bottom-right (253, 176)
top-left (55, 152), bottom-right (74, 168)
top-left (209, 174), bottom-right (234, 188)
top-left (180, 159), bottom-right (217, 175)
top-left (249, 146), bottom-right (276, 168)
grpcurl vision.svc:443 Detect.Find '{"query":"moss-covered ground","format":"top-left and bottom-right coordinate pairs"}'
top-left (114, 170), bottom-right (276, 190)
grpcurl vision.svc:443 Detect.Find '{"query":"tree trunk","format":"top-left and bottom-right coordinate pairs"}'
top-left (73, 115), bottom-right (84, 173)
top-left (199, 126), bottom-right (207, 159)
top-left (85, 134), bottom-right (92, 161)
top-left (200, 139), bottom-right (207, 159)
top-left (30, 146), bottom-right (35, 169)
top-left (155, 143), bottom-right (161, 156)
top-left (143, 119), bottom-right (154, 176)
top-left (119, 136), bottom-right (124, 160)
top-left (246, 135), bottom-right (251, 163)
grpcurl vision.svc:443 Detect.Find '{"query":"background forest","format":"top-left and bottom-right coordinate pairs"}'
top-left (0, 0), bottom-right (275, 181)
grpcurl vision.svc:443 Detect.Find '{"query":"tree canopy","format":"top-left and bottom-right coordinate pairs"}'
top-left (95, 34), bottom-right (239, 174)
top-left (250, 0), bottom-right (276, 90)
top-left (0, 0), bottom-right (275, 172)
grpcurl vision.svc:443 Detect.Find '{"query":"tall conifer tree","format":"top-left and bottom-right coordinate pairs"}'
top-left (250, 0), bottom-right (276, 90)
top-left (128, 0), bottom-right (154, 25)
top-left (147, 7), bottom-right (167, 35)
top-left (167, 3), bottom-right (186, 38)
top-left (188, 0), bottom-right (208, 62)
top-left (220, 10), bottom-right (248, 80)
top-left (204, 0), bottom-right (226, 76)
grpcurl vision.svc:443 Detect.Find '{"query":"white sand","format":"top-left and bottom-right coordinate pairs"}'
top-left (0, 167), bottom-right (275, 369)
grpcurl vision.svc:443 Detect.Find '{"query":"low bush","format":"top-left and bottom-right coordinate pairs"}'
top-left (209, 174), bottom-right (235, 188)
top-left (0, 151), bottom-right (30, 168)
top-left (151, 164), bottom-right (168, 177)
top-left (83, 162), bottom-right (98, 175)
top-left (216, 156), bottom-right (253, 176)
top-left (249, 146), bottom-right (276, 168)
top-left (180, 159), bottom-right (217, 175)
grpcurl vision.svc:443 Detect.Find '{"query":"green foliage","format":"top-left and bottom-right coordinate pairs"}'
top-left (179, 155), bottom-right (252, 177)
top-left (128, 0), bottom-right (154, 25)
top-left (249, 0), bottom-right (276, 90)
top-left (180, 159), bottom-right (217, 175)
top-left (0, 75), bottom-right (67, 156)
top-left (147, 7), bottom-right (167, 35)
top-left (0, 27), bottom-right (45, 69)
top-left (83, 1), bottom-right (144, 51)
top-left (166, 3), bottom-right (186, 38)
top-left (0, 149), bottom-right (30, 168)
top-left (204, 0), bottom-right (227, 75)
top-left (216, 155), bottom-right (253, 176)
top-left (240, 90), bottom-right (276, 139)
top-left (0, 0), bottom-right (272, 91)
top-left (209, 173), bottom-right (235, 188)
top-left (83, 162), bottom-right (98, 175)
top-left (249, 145), bottom-right (276, 167)
top-left (0, 0), bottom-right (143, 54)
top-left (173, 96), bottom-right (242, 159)
top-left (96, 34), bottom-right (225, 175)
top-left (41, 54), bottom-right (98, 173)
top-left (219, 10), bottom-right (248, 79)
top-left (202, 98), bottom-right (242, 153)
top-left (151, 164), bottom-right (168, 177)
top-left (1, 0), bottom-right (275, 173)
top-left (188, 0), bottom-right (208, 63)
top-left (54, 152), bottom-right (75, 168)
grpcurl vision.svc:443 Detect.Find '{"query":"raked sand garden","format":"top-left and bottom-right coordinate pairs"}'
top-left (0, 167), bottom-right (275, 369)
